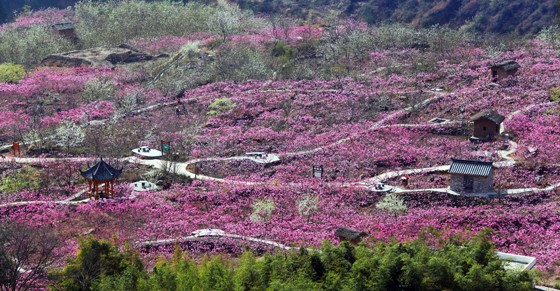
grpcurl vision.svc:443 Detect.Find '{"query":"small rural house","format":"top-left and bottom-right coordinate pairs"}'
top-left (490, 60), bottom-right (520, 82)
top-left (335, 227), bottom-right (367, 244)
top-left (449, 159), bottom-right (494, 195)
top-left (51, 22), bottom-right (76, 39)
top-left (470, 110), bottom-right (505, 141)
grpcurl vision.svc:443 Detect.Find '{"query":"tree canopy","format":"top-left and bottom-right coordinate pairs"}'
top-left (50, 231), bottom-right (535, 291)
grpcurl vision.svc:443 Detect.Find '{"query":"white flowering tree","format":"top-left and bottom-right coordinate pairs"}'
top-left (82, 77), bottom-right (116, 103)
top-left (55, 121), bottom-right (85, 154)
top-left (23, 129), bottom-right (46, 149)
top-left (250, 198), bottom-right (275, 223)
top-left (376, 193), bottom-right (407, 218)
top-left (207, 1), bottom-right (244, 42)
top-left (115, 90), bottom-right (141, 116)
top-left (297, 195), bottom-right (319, 219)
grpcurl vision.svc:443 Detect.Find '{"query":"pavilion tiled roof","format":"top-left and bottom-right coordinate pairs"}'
top-left (448, 159), bottom-right (493, 177)
top-left (80, 158), bottom-right (122, 181)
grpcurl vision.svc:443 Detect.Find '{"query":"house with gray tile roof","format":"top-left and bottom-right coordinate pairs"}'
top-left (449, 159), bottom-right (494, 195)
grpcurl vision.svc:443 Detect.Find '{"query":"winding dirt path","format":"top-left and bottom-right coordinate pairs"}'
top-left (284, 92), bottom-right (447, 157)
top-left (1, 92), bottom-right (558, 209)
top-left (0, 198), bottom-right (91, 209)
top-left (135, 230), bottom-right (295, 251)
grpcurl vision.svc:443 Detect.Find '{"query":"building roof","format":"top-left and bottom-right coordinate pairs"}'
top-left (334, 227), bottom-right (367, 240)
top-left (470, 110), bottom-right (505, 124)
top-left (491, 60), bottom-right (520, 72)
top-left (449, 159), bottom-right (493, 177)
top-left (52, 22), bottom-right (74, 31)
top-left (80, 158), bottom-right (123, 181)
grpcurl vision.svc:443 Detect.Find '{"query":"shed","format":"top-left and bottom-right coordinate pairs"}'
top-left (335, 227), bottom-right (367, 244)
top-left (80, 158), bottom-right (123, 200)
top-left (470, 110), bottom-right (505, 141)
top-left (448, 159), bottom-right (494, 195)
top-left (51, 22), bottom-right (76, 39)
top-left (490, 60), bottom-right (520, 82)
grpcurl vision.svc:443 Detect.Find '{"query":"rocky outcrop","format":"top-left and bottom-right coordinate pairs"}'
top-left (41, 44), bottom-right (164, 67)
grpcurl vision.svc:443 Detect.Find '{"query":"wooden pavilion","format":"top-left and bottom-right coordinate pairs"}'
top-left (80, 158), bottom-right (122, 200)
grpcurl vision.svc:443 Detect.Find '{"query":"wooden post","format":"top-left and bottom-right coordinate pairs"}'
top-left (87, 180), bottom-right (92, 199)
top-left (12, 142), bottom-right (20, 157)
top-left (94, 181), bottom-right (99, 200)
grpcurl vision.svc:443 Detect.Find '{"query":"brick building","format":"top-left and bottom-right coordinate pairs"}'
top-left (490, 60), bottom-right (520, 82)
top-left (449, 159), bottom-right (494, 195)
top-left (470, 110), bottom-right (505, 141)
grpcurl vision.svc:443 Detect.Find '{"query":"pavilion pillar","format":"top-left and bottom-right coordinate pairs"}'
top-left (87, 180), bottom-right (93, 199)
top-left (94, 181), bottom-right (99, 200)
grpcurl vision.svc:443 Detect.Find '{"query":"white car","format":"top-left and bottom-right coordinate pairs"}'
top-left (190, 228), bottom-right (225, 237)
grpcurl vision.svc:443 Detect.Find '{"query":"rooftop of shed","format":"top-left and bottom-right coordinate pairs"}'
top-left (491, 60), bottom-right (520, 72)
top-left (470, 110), bottom-right (505, 124)
top-left (449, 159), bottom-right (493, 177)
top-left (335, 227), bottom-right (367, 240)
